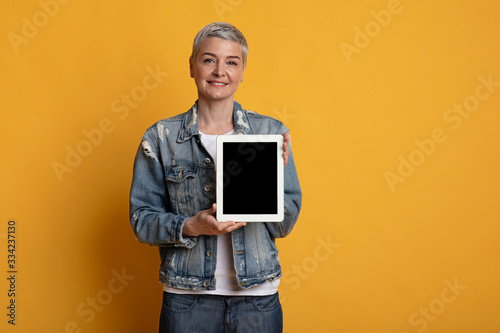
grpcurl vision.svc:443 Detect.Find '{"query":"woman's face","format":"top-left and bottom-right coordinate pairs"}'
top-left (190, 37), bottom-right (245, 103)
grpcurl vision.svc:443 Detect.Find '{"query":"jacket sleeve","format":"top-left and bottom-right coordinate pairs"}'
top-left (129, 130), bottom-right (197, 248)
top-left (264, 126), bottom-right (302, 239)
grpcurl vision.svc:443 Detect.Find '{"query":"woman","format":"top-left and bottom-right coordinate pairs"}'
top-left (129, 22), bottom-right (302, 333)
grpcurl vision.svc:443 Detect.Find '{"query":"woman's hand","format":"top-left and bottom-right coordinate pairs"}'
top-left (283, 132), bottom-right (291, 167)
top-left (182, 203), bottom-right (246, 237)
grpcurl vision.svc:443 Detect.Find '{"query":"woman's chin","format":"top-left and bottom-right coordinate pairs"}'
top-left (199, 93), bottom-right (234, 103)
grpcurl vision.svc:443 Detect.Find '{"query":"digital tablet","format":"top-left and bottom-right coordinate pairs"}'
top-left (216, 134), bottom-right (284, 222)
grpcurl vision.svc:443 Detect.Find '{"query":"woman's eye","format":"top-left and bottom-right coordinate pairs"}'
top-left (228, 61), bottom-right (237, 66)
top-left (204, 58), bottom-right (214, 63)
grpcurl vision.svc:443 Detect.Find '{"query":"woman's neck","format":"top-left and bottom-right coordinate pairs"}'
top-left (197, 98), bottom-right (235, 135)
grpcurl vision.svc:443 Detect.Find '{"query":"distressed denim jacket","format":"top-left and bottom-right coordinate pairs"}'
top-left (129, 100), bottom-right (302, 290)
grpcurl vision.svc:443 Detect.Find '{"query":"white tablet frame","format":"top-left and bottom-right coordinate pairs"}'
top-left (216, 134), bottom-right (284, 222)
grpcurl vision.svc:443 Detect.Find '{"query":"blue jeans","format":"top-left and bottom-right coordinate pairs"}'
top-left (159, 292), bottom-right (283, 333)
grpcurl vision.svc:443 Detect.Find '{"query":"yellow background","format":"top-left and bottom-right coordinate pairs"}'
top-left (1, 0), bottom-right (500, 332)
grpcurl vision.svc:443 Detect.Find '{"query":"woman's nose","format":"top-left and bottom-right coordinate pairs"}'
top-left (213, 63), bottom-right (225, 76)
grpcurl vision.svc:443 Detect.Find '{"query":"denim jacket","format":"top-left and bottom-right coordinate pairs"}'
top-left (129, 100), bottom-right (302, 290)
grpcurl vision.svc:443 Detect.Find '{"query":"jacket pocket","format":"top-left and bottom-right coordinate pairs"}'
top-left (165, 163), bottom-right (200, 215)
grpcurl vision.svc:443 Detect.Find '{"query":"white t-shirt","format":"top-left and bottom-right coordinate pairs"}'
top-left (164, 130), bottom-right (279, 296)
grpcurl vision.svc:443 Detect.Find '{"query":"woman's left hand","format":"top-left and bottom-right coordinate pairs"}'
top-left (283, 132), bottom-right (291, 167)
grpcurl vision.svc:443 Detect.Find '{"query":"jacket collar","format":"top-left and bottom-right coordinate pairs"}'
top-left (177, 100), bottom-right (253, 142)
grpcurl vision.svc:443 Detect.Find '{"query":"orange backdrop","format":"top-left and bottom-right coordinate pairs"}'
top-left (1, 0), bottom-right (500, 332)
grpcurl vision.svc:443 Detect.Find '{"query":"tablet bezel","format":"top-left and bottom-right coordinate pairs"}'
top-left (216, 134), bottom-right (284, 222)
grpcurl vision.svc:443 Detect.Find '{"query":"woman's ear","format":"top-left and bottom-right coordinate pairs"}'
top-left (240, 64), bottom-right (246, 82)
top-left (189, 57), bottom-right (193, 78)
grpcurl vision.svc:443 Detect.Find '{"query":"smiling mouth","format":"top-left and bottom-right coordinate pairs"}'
top-left (208, 81), bottom-right (228, 86)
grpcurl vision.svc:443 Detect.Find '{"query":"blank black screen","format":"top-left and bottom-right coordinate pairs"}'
top-left (222, 142), bottom-right (277, 214)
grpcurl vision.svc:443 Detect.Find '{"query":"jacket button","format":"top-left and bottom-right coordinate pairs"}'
top-left (202, 281), bottom-right (209, 288)
top-left (205, 157), bottom-right (211, 163)
top-left (206, 251), bottom-right (212, 257)
top-left (204, 185), bottom-right (211, 192)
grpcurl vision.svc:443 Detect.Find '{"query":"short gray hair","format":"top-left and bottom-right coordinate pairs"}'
top-left (191, 22), bottom-right (248, 66)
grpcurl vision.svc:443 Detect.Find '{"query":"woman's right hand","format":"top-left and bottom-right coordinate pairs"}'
top-left (182, 203), bottom-right (246, 237)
